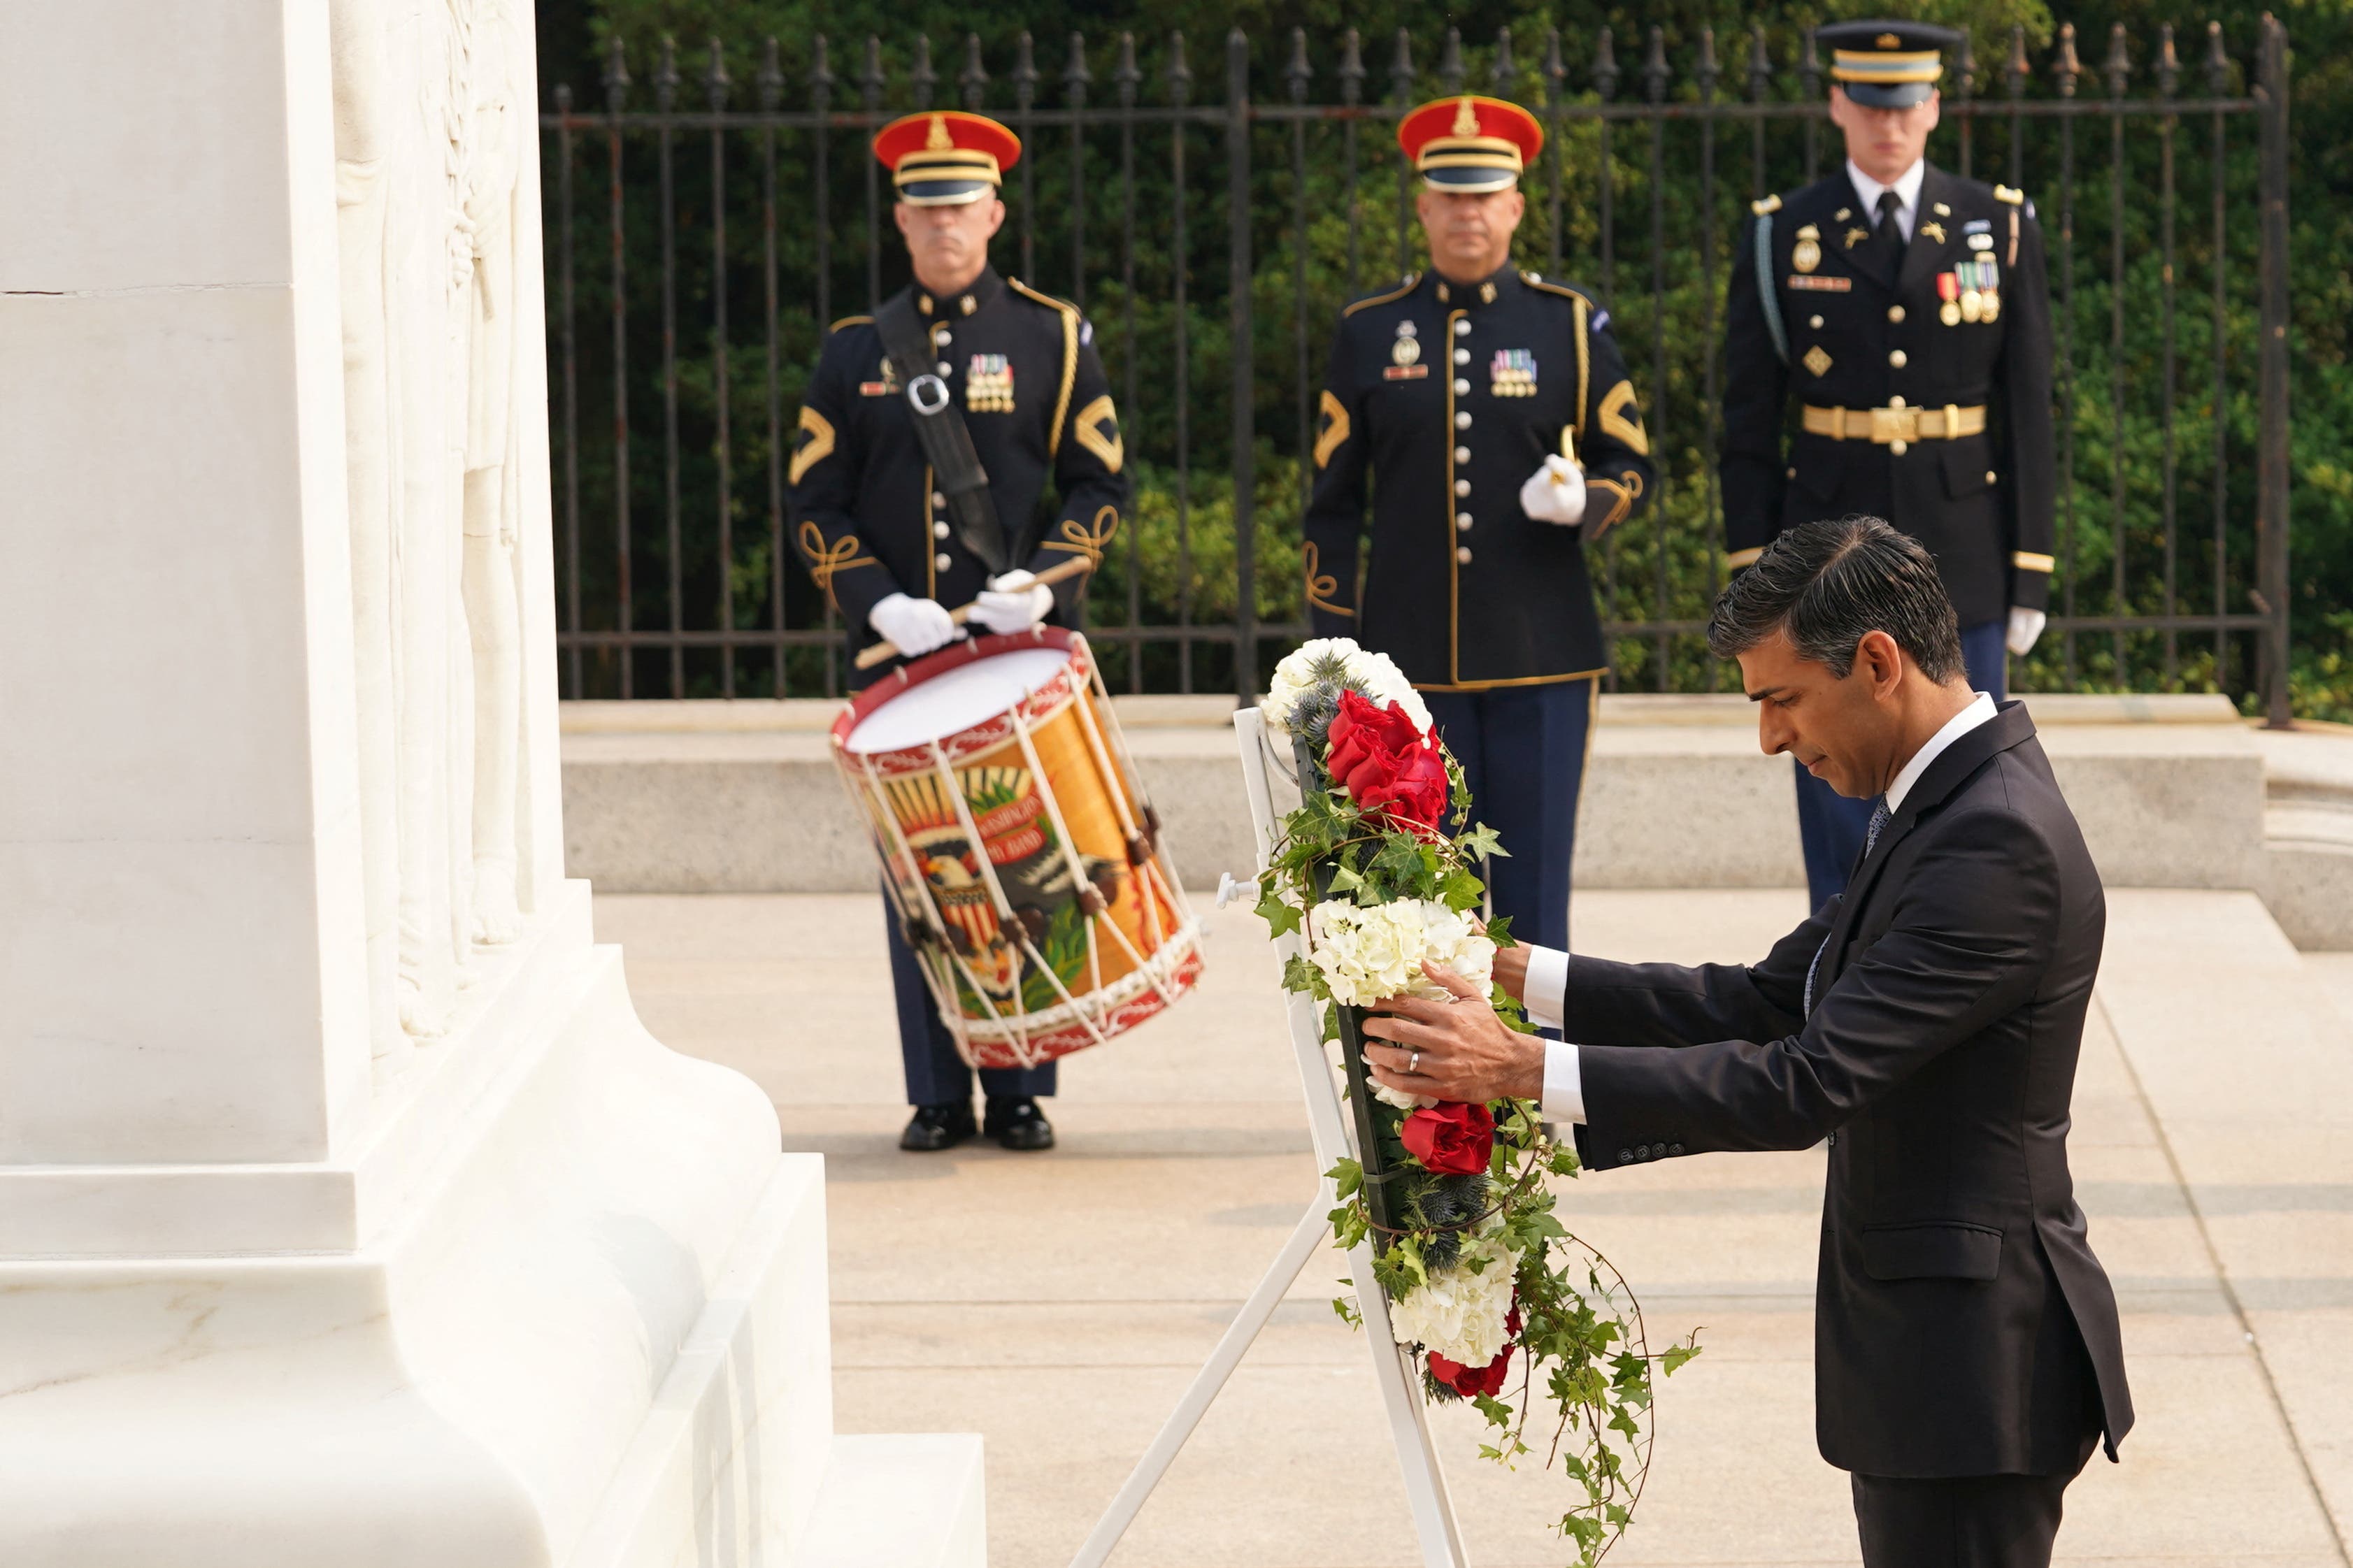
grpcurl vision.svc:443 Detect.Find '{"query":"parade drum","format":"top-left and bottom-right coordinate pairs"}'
top-left (833, 628), bottom-right (1203, 1070)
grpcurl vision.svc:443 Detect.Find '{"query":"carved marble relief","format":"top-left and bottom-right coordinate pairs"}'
top-left (331, 0), bottom-right (532, 1058)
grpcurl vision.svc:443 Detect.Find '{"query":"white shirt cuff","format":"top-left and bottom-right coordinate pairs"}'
top-left (1523, 944), bottom-right (1569, 1028)
top-left (1540, 1041), bottom-right (1586, 1125)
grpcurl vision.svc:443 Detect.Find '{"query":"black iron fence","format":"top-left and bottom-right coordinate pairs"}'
top-left (541, 16), bottom-right (2291, 719)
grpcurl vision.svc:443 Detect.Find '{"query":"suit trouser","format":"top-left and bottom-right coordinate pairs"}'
top-left (883, 891), bottom-right (1058, 1107)
top-left (1850, 1434), bottom-right (2098, 1568)
top-left (1796, 617), bottom-right (2009, 908)
top-left (1419, 675), bottom-right (1599, 963)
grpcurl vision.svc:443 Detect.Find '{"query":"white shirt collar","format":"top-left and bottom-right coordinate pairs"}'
top-left (1885, 691), bottom-right (1997, 814)
top-left (1846, 158), bottom-right (1927, 242)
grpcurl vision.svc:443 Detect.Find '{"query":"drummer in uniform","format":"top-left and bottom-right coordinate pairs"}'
top-left (789, 109), bottom-right (1129, 1153)
top-left (1303, 95), bottom-right (1656, 968)
top-left (1722, 21), bottom-right (2056, 907)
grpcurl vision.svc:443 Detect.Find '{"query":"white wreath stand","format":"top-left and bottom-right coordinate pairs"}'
top-left (1067, 709), bottom-right (1471, 1568)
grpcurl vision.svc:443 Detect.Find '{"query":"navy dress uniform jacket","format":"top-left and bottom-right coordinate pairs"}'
top-left (1722, 166), bottom-right (2056, 626)
top-left (1303, 267), bottom-right (1657, 690)
top-left (788, 267), bottom-right (1128, 686)
top-left (1562, 703), bottom-right (2132, 1479)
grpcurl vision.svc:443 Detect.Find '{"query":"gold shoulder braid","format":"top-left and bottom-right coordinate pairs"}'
top-left (1009, 279), bottom-right (1080, 456)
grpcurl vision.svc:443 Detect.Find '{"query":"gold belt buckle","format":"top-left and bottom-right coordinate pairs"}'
top-left (1870, 405), bottom-right (1920, 445)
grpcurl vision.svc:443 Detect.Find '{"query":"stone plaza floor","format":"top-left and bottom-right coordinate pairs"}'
top-left (599, 888), bottom-right (2353, 1568)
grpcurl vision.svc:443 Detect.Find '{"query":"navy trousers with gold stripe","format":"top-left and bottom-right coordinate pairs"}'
top-left (1795, 618), bottom-right (2008, 909)
top-left (1420, 675), bottom-right (1599, 963)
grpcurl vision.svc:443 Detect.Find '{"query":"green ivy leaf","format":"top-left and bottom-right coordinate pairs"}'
top-left (1326, 1157), bottom-right (1363, 1200)
top-left (1255, 886), bottom-right (1303, 937)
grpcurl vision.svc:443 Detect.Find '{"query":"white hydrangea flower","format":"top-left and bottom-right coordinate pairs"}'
top-left (1307, 898), bottom-right (1496, 1008)
top-left (1260, 637), bottom-right (1364, 736)
top-left (1389, 1228), bottom-right (1519, 1366)
top-left (1259, 637), bottom-right (1433, 740)
top-left (1339, 646), bottom-right (1433, 735)
top-left (1370, 1078), bottom-right (1437, 1111)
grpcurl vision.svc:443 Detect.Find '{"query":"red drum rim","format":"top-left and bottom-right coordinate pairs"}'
top-left (831, 626), bottom-right (1087, 767)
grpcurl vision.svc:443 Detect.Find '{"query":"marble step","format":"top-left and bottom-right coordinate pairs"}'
top-left (794, 1434), bottom-right (988, 1568)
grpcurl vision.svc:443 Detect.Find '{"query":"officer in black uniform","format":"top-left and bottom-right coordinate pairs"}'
top-left (1722, 22), bottom-right (2056, 907)
top-left (789, 109), bottom-right (1128, 1153)
top-left (1303, 95), bottom-right (1656, 966)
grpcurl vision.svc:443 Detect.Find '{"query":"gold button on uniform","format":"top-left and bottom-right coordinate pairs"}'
top-left (934, 521), bottom-right (950, 538)
top-left (1890, 394), bottom-right (1907, 408)
top-left (1890, 440), bottom-right (1909, 456)
top-left (1987, 470), bottom-right (1998, 484)
top-left (1887, 305), bottom-right (1905, 324)
top-left (1453, 319), bottom-right (1471, 336)
top-left (1455, 546), bottom-right (1473, 564)
top-left (1455, 512), bottom-right (1473, 529)
top-left (934, 552), bottom-right (952, 570)
top-left (1454, 479), bottom-right (1471, 496)
top-left (1454, 445), bottom-right (1471, 463)
top-left (1809, 314), bottom-right (1824, 329)
top-left (1454, 348), bottom-right (1470, 365)
top-left (1889, 349), bottom-right (1908, 368)
top-left (1454, 411), bottom-right (1472, 429)
top-left (1454, 378), bottom-right (1471, 394)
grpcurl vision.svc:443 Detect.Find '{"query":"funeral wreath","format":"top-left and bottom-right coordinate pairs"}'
top-left (1253, 639), bottom-right (1701, 1565)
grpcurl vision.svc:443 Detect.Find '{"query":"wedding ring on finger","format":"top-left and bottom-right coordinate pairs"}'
top-left (1408, 1050), bottom-right (1421, 1074)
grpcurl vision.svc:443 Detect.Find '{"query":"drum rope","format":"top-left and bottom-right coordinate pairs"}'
top-left (1004, 703), bottom-right (1110, 1028)
top-left (916, 729), bottom-right (1115, 1061)
top-left (927, 738), bottom-right (1081, 1070)
top-left (1067, 639), bottom-right (1178, 951)
top-left (857, 747), bottom-right (1034, 1069)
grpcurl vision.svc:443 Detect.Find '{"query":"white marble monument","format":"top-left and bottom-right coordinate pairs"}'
top-left (0, 3), bottom-right (981, 1562)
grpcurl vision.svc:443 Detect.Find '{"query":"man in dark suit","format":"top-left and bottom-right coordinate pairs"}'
top-left (1722, 22), bottom-right (2057, 908)
top-left (1357, 516), bottom-right (2132, 1567)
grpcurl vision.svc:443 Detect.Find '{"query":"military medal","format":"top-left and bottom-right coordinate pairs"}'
top-left (1938, 271), bottom-right (1962, 326)
top-left (964, 352), bottom-right (1015, 412)
top-left (1392, 320), bottom-right (1420, 366)
top-left (1489, 348), bottom-right (1538, 397)
top-left (1793, 223), bottom-right (1822, 274)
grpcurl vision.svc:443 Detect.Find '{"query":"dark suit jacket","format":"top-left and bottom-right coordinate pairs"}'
top-left (1565, 703), bottom-right (2133, 1477)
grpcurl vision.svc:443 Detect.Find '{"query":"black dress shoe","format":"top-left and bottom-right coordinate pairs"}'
top-left (900, 1101), bottom-right (977, 1152)
top-left (983, 1096), bottom-right (1054, 1151)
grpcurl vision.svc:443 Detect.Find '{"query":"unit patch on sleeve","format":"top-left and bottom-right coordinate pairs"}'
top-left (1489, 349), bottom-right (1538, 397)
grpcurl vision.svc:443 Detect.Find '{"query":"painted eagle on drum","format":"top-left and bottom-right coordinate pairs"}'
top-left (882, 767), bottom-right (1123, 1008)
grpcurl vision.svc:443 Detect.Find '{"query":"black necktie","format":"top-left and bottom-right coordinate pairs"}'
top-left (1866, 189), bottom-right (1905, 275)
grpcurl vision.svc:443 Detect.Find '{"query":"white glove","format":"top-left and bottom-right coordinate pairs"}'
top-left (868, 592), bottom-right (961, 658)
top-left (1518, 454), bottom-right (1587, 526)
top-left (2005, 605), bottom-right (2047, 658)
top-left (971, 569), bottom-right (1055, 635)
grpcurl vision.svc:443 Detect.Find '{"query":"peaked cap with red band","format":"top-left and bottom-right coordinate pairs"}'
top-left (874, 110), bottom-right (1022, 206)
top-left (1397, 95), bottom-right (1544, 194)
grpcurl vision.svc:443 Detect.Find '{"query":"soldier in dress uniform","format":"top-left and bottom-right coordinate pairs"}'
top-left (1303, 95), bottom-right (1657, 967)
top-left (789, 110), bottom-right (1129, 1153)
top-left (1722, 21), bottom-right (2056, 907)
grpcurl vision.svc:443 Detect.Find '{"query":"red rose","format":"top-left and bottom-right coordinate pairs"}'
top-left (1401, 1100), bottom-right (1495, 1176)
top-left (1426, 1307), bottom-right (1522, 1397)
top-left (1324, 689), bottom-right (1449, 833)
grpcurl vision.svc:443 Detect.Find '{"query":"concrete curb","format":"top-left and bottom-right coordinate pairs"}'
top-left (559, 693), bottom-right (2350, 948)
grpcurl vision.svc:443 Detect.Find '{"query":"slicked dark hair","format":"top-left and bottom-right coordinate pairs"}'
top-left (1706, 516), bottom-right (1966, 682)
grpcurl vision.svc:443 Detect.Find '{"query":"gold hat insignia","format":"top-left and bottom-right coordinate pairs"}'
top-left (1453, 97), bottom-right (1480, 137)
top-left (925, 114), bottom-right (953, 150)
top-left (1877, 32), bottom-right (1901, 48)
